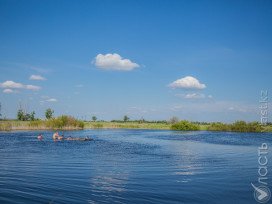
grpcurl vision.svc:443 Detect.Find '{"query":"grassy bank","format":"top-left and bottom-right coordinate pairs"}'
top-left (1, 120), bottom-right (272, 132)
top-left (0, 116), bottom-right (84, 131)
top-left (84, 121), bottom-right (171, 130)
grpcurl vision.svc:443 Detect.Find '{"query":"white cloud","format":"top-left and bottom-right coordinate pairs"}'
top-left (0, 81), bottom-right (23, 89)
top-left (94, 53), bottom-right (139, 71)
top-left (169, 76), bottom-right (206, 89)
top-left (0, 80), bottom-right (41, 91)
top-left (175, 93), bottom-right (212, 99)
top-left (75, 84), bottom-right (84, 88)
top-left (3, 89), bottom-right (16, 94)
top-left (25, 85), bottom-right (41, 90)
top-left (46, 98), bottom-right (57, 102)
top-left (29, 74), bottom-right (46, 81)
top-left (184, 93), bottom-right (206, 99)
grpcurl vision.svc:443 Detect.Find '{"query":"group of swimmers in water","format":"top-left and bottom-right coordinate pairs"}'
top-left (37, 132), bottom-right (91, 141)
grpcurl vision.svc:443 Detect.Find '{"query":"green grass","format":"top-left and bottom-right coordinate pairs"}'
top-left (0, 116), bottom-right (84, 131)
top-left (1, 120), bottom-right (272, 132)
top-left (84, 121), bottom-right (171, 130)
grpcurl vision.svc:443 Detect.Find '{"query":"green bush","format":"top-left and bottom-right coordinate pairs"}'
top-left (207, 121), bottom-right (263, 132)
top-left (171, 120), bottom-right (200, 131)
top-left (231, 121), bottom-right (263, 132)
top-left (46, 115), bottom-right (84, 129)
top-left (207, 122), bottom-right (231, 131)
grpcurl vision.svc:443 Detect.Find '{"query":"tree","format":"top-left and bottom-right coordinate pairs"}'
top-left (169, 116), bottom-right (179, 124)
top-left (123, 115), bottom-right (129, 122)
top-left (92, 116), bottom-right (97, 122)
top-left (45, 108), bottom-right (54, 120)
top-left (30, 111), bottom-right (35, 121)
top-left (17, 109), bottom-right (25, 121)
top-left (24, 113), bottom-right (31, 121)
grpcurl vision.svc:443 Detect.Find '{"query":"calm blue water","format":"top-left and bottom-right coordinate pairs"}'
top-left (0, 129), bottom-right (271, 204)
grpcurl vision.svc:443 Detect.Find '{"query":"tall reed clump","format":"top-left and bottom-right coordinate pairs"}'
top-left (28, 120), bottom-right (45, 129)
top-left (231, 121), bottom-right (263, 132)
top-left (207, 122), bottom-right (231, 132)
top-left (46, 115), bottom-right (84, 130)
top-left (92, 123), bottom-right (104, 129)
top-left (207, 121), bottom-right (263, 132)
top-left (171, 120), bottom-right (200, 131)
top-left (0, 122), bottom-right (12, 131)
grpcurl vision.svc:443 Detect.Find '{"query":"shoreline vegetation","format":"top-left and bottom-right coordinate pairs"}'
top-left (0, 118), bottom-right (272, 132)
top-left (0, 108), bottom-right (271, 132)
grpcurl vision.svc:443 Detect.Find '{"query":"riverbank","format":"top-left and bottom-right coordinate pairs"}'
top-left (0, 121), bottom-right (172, 131)
top-left (1, 120), bottom-right (272, 132)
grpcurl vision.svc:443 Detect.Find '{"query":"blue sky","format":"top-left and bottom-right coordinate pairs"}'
top-left (0, 0), bottom-right (271, 122)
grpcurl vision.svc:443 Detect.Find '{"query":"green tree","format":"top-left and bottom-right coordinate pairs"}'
top-left (123, 115), bottom-right (129, 122)
top-left (45, 108), bottom-right (54, 120)
top-left (92, 116), bottom-right (97, 122)
top-left (17, 109), bottom-right (25, 121)
top-left (24, 113), bottom-right (31, 121)
top-left (30, 111), bottom-right (35, 121)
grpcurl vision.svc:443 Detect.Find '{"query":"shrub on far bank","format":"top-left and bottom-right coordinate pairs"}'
top-left (171, 120), bottom-right (200, 131)
top-left (207, 121), bottom-right (263, 132)
top-left (207, 122), bottom-right (231, 132)
top-left (46, 115), bottom-right (84, 129)
top-left (231, 121), bottom-right (263, 132)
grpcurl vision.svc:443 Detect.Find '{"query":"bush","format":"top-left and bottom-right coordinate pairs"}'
top-left (46, 115), bottom-right (84, 129)
top-left (207, 121), bottom-right (263, 132)
top-left (207, 122), bottom-right (231, 131)
top-left (171, 120), bottom-right (200, 131)
top-left (231, 121), bottom-right (263, 132)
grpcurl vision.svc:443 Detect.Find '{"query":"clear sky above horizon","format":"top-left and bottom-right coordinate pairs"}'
top-left (0, 0), bottom-right (271, 122)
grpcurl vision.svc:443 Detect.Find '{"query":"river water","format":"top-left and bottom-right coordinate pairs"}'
top-left (0, 129), bottom-right (271, 204)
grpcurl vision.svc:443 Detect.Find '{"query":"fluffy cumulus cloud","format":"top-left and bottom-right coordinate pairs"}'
top-left (0, 80), bottom-right (41, 91)
top-left (29, 74), bottom-right (46, 81)
top-left (169, 76), bottom-right (206, 89)
top-left (94, 53), bottom-right (139, 71)
top-left (3, 89), bottom-right (15, 94)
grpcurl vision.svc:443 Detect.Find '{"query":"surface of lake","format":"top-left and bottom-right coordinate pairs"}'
top-left (0, 129), bottom-right (271, 204)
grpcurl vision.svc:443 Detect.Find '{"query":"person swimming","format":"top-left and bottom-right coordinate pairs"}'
top-left (52, 132), bottom-right (59, 140)
top-left (52, 132), bottom-right (64, 141)
top-left (37, 134), bottom-right (43, 140)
